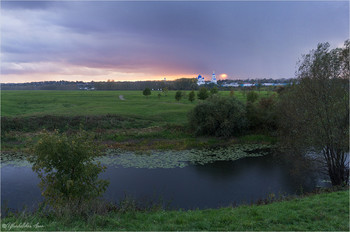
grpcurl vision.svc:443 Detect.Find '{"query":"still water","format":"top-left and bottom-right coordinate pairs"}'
top-left (1, 153), bottom-right (328, 213)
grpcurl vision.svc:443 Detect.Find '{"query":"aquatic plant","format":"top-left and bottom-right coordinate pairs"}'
top-left (98, 144), bottom-right (273, 169)
top-left (0, 152), bottom-right (31, 167)
top-left (1, 144), bottom-right (273, 169)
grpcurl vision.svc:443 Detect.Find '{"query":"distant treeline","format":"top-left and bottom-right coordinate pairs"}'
top-left (1, 78), bottom-right (293, 91)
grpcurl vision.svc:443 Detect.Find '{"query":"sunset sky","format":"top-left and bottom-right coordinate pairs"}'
top-left (1, 1), bottom-right (349, 83)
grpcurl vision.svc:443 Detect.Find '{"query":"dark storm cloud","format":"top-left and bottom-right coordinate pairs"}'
top-left (2, 1), bottom-right (349, 80)
top-left (51, 2), bottom-right (225, 73)
top-left (1, 1), bottom-right (54, 9)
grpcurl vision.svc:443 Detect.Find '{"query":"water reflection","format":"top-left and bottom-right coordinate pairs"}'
top-left (1, 166), bottom-right (42, 211)
top-left (1, 154), bottom-right (327, 213)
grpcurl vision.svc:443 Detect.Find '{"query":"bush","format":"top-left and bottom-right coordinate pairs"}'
top-left (197, 87), bottom-right (209, 100)
top-left (30, 130), bottom-right (109, 210)
top-left (210, 86), bottom-right (219, 95)
top-left (162, 87), bottom-right (168, 96)
top-left (188, 90), bottom-right (195, 102)
top-left (188, 95), bottom-right (247, 137)
top-left (246, 91), bottom-right (259, 103)
top-left (256, 95), bottom-right (278, 131)
top-left (246, 95), bottom-right (278, 132)
top-left (175, 91), bottom-right (182, 101)
top-left (143, 88), bottom-right (151, 97)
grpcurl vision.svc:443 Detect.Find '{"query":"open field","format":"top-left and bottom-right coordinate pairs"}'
top-left (2, 189), bottom-right (348, 231)
top-left (1, 90), bottom-right (276, 151)
top-left (1, 90), bottom-right (273, 123)
top-left (2, 90), bottom-right (194, 124)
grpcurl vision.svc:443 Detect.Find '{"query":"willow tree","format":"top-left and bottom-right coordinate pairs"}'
top-left (278, 41), bottom-right (349, 186)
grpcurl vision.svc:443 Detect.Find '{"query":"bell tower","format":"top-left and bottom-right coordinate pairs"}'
top-left (211, 71), bottom-right (217, 84)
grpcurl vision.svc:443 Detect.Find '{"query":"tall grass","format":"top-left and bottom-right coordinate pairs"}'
top-left (2, 190), bottom-right (348, 231)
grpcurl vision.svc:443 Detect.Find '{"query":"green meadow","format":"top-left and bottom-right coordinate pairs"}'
top-left (1, 90), bottom-right (276, 151)
top-left (1, 90), bottom-right (272, 123)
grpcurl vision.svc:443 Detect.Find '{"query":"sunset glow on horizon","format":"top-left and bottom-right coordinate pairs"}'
top-left (220, 74), bottom-right (228, 80)
top-left (1, 72), bottom-right (199, 84)
top-left (1, 1), bottom-right (348, 83)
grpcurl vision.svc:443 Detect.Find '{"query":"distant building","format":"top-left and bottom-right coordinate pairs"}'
top-left (78, 83), bottom-right (95, 90)
top-left (211, 71), bottom-right (217, 84)
top-left (262, 83), bottom-right (274, 86)
top-left (241, 83), bottom-right (254, 87)
top-left (197, 72), bottom-right (218, 85)
top-left (262, 83), bottom-right (288, 86)
top-left (197, 74), bottom-right (205, 85)
top-left (222, 82), bottom-right (239, 87)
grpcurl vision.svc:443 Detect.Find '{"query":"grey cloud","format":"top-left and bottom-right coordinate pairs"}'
top-left (1, 1), bottom-right (349, 79)
top-left (1, 1), bottom-right (55, 9)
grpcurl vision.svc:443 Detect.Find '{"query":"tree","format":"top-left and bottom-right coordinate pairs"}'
top-left (278, 41), bottom-right (349, 186)
top-left (162, 87), bottom-right (168, 96)
top-left (175, 90), bottom-right (183, 101)
top-left (246, 94), bottom-right (278, 132)
top-left (143, 87), bottom-right (151, 97)
top-left (246, 91), bottom-right (259, 103)
top-left (173, 78), bottom-right (198, 90)
top-left (197, 87), bottom-right (209, 100)
top-left (188, 90), bottom-right (195, 102)
top-left (188, 95), bottom-right (247, 137)
top-left (256, 83), bottom-right (262, 92)
top-left (30, 130), bottom-right (109, 209)
top-left (210, 86), bottom-right (219, 95)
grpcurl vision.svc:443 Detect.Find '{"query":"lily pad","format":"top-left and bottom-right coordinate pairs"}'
top-left (0, 152), bottom-right (31, 167)
top-left (98, 144), bottom-right (273, 169)
top-left (1, 144), bottom-right (274, 169)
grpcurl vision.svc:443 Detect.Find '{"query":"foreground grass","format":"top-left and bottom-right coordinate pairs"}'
top-left (2, 190), bottom-right (349, 231)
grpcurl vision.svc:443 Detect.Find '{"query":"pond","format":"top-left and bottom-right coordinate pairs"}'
top-left (1, 146), bottom-right (330, 213)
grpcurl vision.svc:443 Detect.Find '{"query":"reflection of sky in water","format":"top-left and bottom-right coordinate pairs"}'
top-left (1, 166), bottom-right (42, 211)
top-left (1, 152), bottom-right (326, 213)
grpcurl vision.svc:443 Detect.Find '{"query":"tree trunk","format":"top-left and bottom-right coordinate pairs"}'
top-left (326, 149), bottom-right (349, 186)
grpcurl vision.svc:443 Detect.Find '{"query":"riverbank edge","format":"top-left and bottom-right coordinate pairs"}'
top-left (1, 189), bottom-right (348, 231)
top-left (1, 123), bottom-right (276, 153)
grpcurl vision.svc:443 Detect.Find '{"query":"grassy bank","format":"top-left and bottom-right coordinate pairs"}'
top-left (2, 190), bottom-right (349, 231)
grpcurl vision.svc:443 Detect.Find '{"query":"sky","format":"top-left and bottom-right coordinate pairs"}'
top-left (1, 1), bottom-right (349, 83)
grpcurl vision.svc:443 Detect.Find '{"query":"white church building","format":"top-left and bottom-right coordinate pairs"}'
top-left (197, 72), bottom-right (217, 85)
top-left (197, 74), bottom-right (205, 85)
